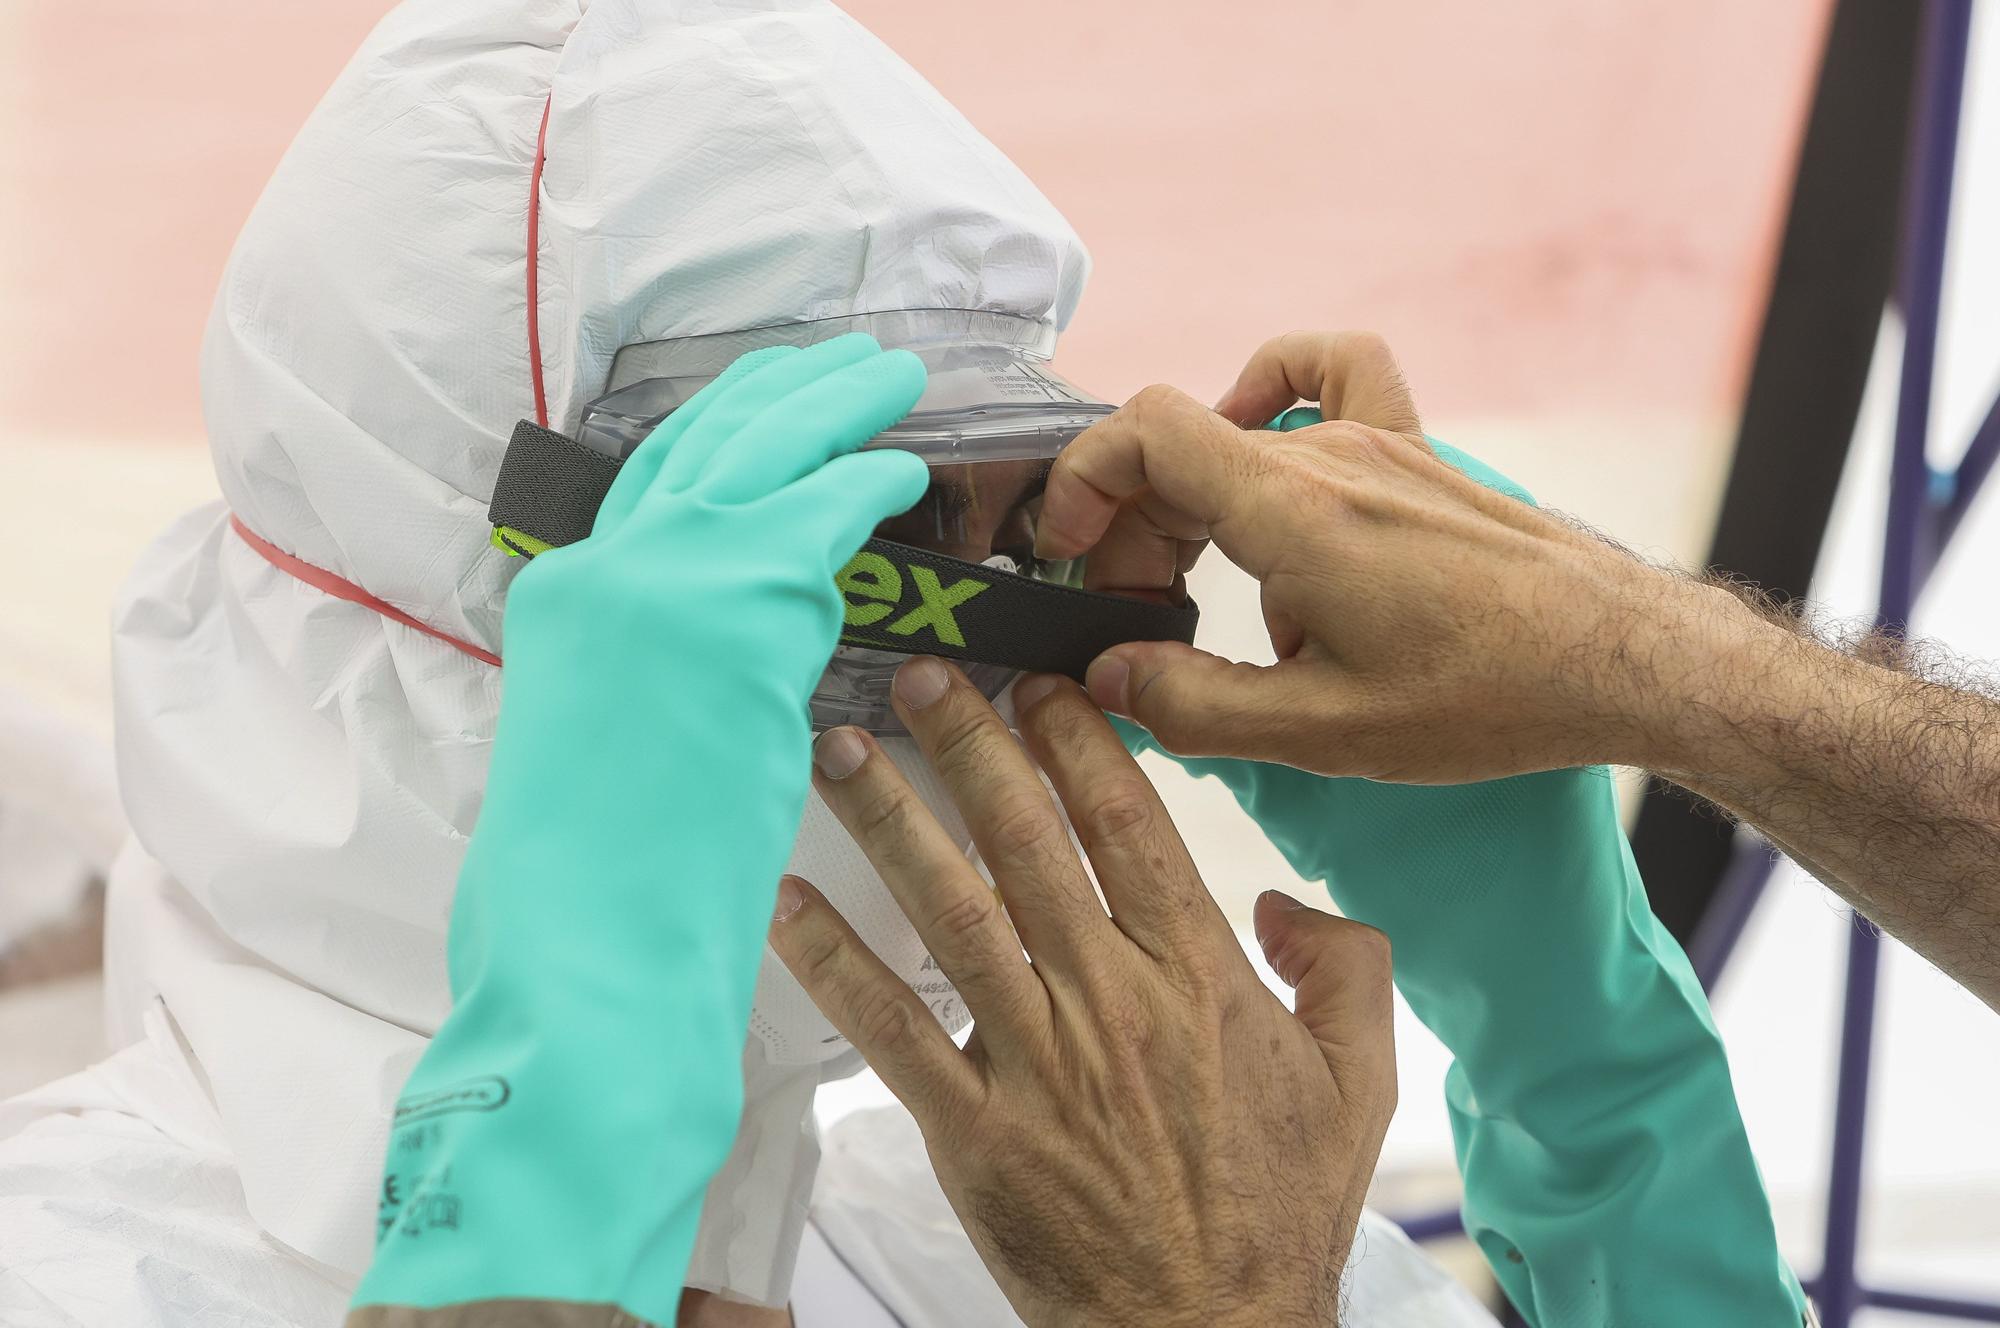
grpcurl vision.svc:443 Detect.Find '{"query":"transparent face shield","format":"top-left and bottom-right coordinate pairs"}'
top-left (575, 328), bottom-right (1114, 733)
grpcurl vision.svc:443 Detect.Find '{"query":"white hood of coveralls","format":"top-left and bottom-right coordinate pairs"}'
top-left (104, 0), bottom-right (1086, 1303)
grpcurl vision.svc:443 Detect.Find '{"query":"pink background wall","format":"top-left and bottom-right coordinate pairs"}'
top-left (1, 1), bottom-right (1826, 445)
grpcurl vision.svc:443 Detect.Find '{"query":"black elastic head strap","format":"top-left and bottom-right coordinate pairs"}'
top-left (490, 420), bottom-right (621, 554)
top-left (488, 420), bottom-right (1199, 681)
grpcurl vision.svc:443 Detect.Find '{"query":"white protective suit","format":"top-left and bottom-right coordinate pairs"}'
top-left (0, 2), bottom-right (1495, 1324)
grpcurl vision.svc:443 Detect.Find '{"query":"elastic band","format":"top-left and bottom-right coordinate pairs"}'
top-left (526, 94), bottom-right (553, 429)
top-left (229, 515), bottom-right (503, 668)
top-left (485, 420), bottom-right (1199, 682)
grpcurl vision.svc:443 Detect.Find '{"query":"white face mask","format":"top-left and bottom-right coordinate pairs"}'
top-left (753, 734), bottom-right (975, 1064)
top-left (683, 724), bottom-right (995, 1306)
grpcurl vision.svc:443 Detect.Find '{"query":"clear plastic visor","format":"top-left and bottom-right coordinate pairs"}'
top-left (575, 323), bottom-right (1112, 731)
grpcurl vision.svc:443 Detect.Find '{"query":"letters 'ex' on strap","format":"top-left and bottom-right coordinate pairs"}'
top-left (486, 419), bottom-right (1199, 683)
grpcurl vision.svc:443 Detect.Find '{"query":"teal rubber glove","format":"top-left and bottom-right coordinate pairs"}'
top-left (349, 335), bottom-right (931, 1327)
top-left (1124, 409), bottom-right (1805, 1327)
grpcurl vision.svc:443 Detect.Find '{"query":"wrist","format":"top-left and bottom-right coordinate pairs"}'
top-left (1586, 571), bottom-right (1794, 776)
top-left (1609, 578), bottom-right (1846, 788)
top-left (1208, 1296), bottom-right (1339, 1328)
top-left (1200, 1243), bottom-right (1351, 1328)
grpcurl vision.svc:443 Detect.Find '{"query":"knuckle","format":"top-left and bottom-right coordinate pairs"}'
top-left (922, 708), bottom-right (993, 783)
top-left (1023, 686), bottom-right (1095, 746)
top-left (1314, 419), bottom-right (1390, 460)
top-left (1078, 780), bottom-right (1158, 845)
top-left (1168, 944), bottom-right (1230, 1002)
top-left (1260, 441), bottom-right (1339, 494)
top-left (983, 794), bottom-right (1058, 863)
top-left (927, 889), bottom-right (999, 948)
top-left (1342, 920), bottom-right (1394, 976)
top-left (1128, 382), bottom-right (1190, 418)
top-left (1094, 992), bottom-right (1157, 1059)
top-left (790, 924), bottom-right (849, 991)
top-left (1272, 328), bottom-right (1321, 363)
top-left (937, 949), bottom-right (998, 1009)
top-left (853, 988), bottom-right (920, 1053)
top-left (848, 782), bottom-right (921, 845)
top-left (1337, 328), bottom-right (1394, 360)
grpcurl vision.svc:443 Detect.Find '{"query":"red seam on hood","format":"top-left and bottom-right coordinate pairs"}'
top-left (229, 514), bottom-right (503, 668)
top-left (227, 91), bottom-right (546, 671)
top-left (528, 94), bottom-right (553, 428)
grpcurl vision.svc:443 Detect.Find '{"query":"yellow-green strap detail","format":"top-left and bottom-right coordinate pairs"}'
top-left (486, 418), bottom-right (1199, 682)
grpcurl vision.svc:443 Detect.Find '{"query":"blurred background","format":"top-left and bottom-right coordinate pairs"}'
top-left (3, 0), bottom-right (1998, 1321)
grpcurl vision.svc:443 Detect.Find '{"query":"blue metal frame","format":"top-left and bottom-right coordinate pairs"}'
top-left (1394, 4), bottom-right (2000, 1321)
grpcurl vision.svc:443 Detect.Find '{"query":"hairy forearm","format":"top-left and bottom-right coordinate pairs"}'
top-left (1625, 581), bottom-right (2000, 1006)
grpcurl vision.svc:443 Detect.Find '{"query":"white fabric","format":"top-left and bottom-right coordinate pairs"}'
top-left (690, 738), bottom-right (977, 1302)
top-left (63, 0), bottom-right (1081, 1312)
top-left (809, 1107), bottom-right (1501, 1328)
top-left (0, 688), bottom-right (124, 951)
top-left (0, 1059), bottom-right (1496, 1327)
top-left (788, 1223), bottom-right (902, 1328)
top-left (758, 747), bottom-right (975, 1067)
top-left (0, 1010), bottom-right (356, 1326)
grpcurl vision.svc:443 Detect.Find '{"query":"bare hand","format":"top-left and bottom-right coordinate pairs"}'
top-left (1035, 330), bottom-right (1738, 782)
top-left (768, 658), bottom-right (1396, 1328)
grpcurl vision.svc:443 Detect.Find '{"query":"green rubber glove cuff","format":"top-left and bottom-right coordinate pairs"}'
top-left (1119, 409), bottom-right (1804, 1326)
top-left (351, 337), bottom-right (934, 1325)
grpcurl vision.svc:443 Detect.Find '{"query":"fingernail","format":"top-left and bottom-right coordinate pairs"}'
top-left (774, 875), bottom-right (807, 922)
top-left (1010, 673), bottom-right (1061, 713)
top-left (895, 656), bottom-right (951, 710)
top-left (813, 727), bottom-right (867, 779)
top-left (1253, 889), bottom-right (1303, 945)
top-left (1085, 654), bottom-right (1131, 713)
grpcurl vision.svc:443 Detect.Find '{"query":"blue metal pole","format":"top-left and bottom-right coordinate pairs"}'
top-left (1938, 388), bottom-right (2000, 550)
top-left (1395, 1209), bottom-right (1466, 1244)
top-left (1400, 15), bottom-right (2000, 1326)
top-left (1817, 921), bottom-right (1882, 1328)
top-left (1688, 833), bottom-right (1779, 992)
top-left (1867, 1286), bottom-right (2000, 1324)
top-left (1879, 0), bottom-right (1969, 623)
top-left (1815, 5), bottom-right (1972, 1325)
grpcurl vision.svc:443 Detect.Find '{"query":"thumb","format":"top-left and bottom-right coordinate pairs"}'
top-left (1214, 330), bottom-right (1422, 439)
top-left (1085, 640), bottom-right (1322, 763)
top-left (1253, 890), bottom-right (1397, 1094)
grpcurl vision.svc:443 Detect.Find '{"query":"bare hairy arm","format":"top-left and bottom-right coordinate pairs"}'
top-left (1633, 584), bottom-right (2000, 1005)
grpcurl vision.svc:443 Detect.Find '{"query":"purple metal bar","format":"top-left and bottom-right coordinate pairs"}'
top-left (1867, 1287), bottom-right (2000, 1324)
top-left (1394, 1208), bottom-right (1465, 1243)
top-left (1878, 0), bottom-right (1968, 621)
top-left (1939, 386), bottom-right (2000, 549)
top-left (1688, 833), bottom-right (1779, 992)
top-left (1398, 14), bottom-right (2000, 1325)
top-left (1817, 921), bottom-right (1883, 1328)
top-left (1817, 5), bottom-right (1974, 1326)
